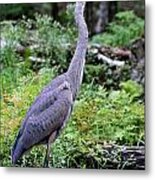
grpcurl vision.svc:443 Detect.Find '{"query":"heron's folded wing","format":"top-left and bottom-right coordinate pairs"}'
top-left (26, 90), bottom-right (57, 117)
top-left (26, 74), bottom-right (67, 117)
top-left (22, 89), bottom-right (72, 149)
top-left (12, 81), bottom-right (72, 156)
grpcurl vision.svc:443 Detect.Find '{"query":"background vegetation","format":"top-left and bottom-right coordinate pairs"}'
top-left (0, 1), bottom-right (145, 169)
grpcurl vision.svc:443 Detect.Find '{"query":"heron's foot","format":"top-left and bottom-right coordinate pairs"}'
top-left (43, 159), bottom-right (50, 168)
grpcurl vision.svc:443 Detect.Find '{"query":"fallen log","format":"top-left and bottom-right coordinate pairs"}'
top-left (97, 144), bottom-right (145, 169)
top-left (97, 53), bottom-right (125, 67)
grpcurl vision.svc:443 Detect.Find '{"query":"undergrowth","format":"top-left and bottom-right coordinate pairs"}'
top-left (91, 11), bottom-right (144, 47)
top-left (0, 68), bottom-right (144, 167)
top-left (0, 10), bottom-right (144, 168)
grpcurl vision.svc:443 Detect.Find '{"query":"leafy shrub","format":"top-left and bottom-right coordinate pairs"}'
top-left (91, 11), bottom-right (144, 47)
top-left (0, 21), bottom-right (31, 93)
top-left (0, 13), bottom-right (76, 93)
top-left (34, 13), bottom-right (76, 73)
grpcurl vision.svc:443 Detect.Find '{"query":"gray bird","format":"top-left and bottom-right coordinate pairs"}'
top-left (11, 2), bottom-right (88, 167)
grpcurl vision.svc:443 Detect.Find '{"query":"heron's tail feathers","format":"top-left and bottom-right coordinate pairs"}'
top-left (11, 131), bottom-right (24, 165)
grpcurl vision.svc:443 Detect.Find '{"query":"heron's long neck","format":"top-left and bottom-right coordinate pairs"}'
top-left (67, 2), bottom-right (88, 100)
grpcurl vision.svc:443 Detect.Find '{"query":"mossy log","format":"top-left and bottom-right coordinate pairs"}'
top-left (99, 144), bottom-right (145, 169)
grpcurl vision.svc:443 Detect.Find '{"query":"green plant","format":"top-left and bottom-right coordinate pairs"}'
top-left (52, 81), bottom-right (144, 168)
top-left (0, 77), bottom-right (144, 168)
top-left (91, 11), bottom-right (144, 47)
top-left (32, 13), bottom-right (76, 73)
top-left (0, 13), bottom-right (76, 94)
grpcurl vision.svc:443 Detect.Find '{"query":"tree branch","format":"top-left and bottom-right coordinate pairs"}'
top-left (97, 53), bottom-right (125, 67)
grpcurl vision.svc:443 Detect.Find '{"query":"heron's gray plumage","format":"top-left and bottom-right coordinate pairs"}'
top-left (68, 2), bottom-right (88, 100)
top-left (12, 2), bottom-right (88, 166)
top-left (12, 79), bottom-right (72, 164)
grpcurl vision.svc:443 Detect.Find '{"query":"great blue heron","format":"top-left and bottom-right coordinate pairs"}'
top-left (11, 2), bottom-right (88, 167)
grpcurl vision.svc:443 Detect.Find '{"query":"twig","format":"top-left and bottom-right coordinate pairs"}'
top-left (97, 53), bottom-right (125, 67)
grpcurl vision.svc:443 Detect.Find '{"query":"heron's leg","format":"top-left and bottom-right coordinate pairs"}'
top-left (43, 142), bottom-right (50, 168)
top-left (43, 131), bottom-right (58, 168)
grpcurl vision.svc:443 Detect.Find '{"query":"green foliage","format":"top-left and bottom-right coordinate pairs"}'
top-left (58, 3), bottom-right (75, 28)
top-left (0, 10), bottom-right (144, 168)
top-left (0, 21), bottom-right (26, 66)
top-left (0, 14), bottom-right (76, 94)
top-left (52, 81), bottom-right (144, 168)
top-left (0, 4), bottom-right (31, 20)
top-left (91, 11), bottom-right (144, 47)
top-left (0, 76), bottom-right (144, 168)
top-left (0, 4), bottom-right (51, 21)
top-left (120, 80), bottom-right (143, 101)
top-left (0, 21), bottom-right (30, 93)
top-left (85, 64), bottom-right (103, 83)
top-left (33, 13), bottom-right (76, 72)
